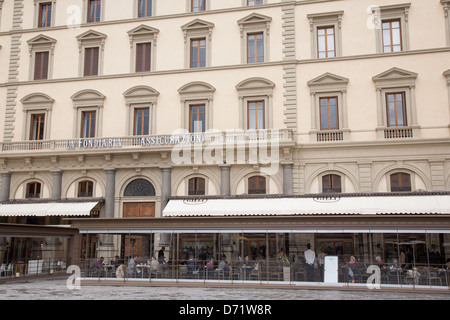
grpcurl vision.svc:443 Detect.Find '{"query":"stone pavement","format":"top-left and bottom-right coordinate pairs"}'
top-left (0, 277), bottom-right (449, 300)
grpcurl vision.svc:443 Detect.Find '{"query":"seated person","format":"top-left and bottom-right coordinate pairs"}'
top-left (187, 256), bottom-right (198, 278)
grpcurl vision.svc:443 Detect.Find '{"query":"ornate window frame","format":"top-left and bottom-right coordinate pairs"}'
top-left (127, 25), bottom-right (159, 73)
top-left (178, 81), bottom-right (215, 132)
top-left (71, 89), bottom-right (106, 138)
top-left (372, 67), bottom-right (419, 139)
top-left (442, 0), bottom-right (450, 46)
top-left (242, 0), bottom-right (266, 7)
top-left (76, 29), bottom-right (107, 77)
top-left (237, 13), bottom-right (271, 64)
top-left (20, 93), bottom-right (54, 141)
top-left (83, 0), bottom-right (105, 23)
top-left (372, 3), bottom-right (410, 53)
top-left (307, 11), bottom-right (343, 59)
top-left (123, 85), bottom-right (159, 136)
top-left (27, 34), bottom-right (56, 81)
top-left (444, 69), bottom-right (450, 127)
top-left (236, 77), bottom-right (275, 130)
top-left (307, 73), bottom-right (349, 142)
top-left (181, 19), bottom-right (214, 69)
top-left (34, 0), bottom-right (56, 28)
top-left (134, 0), bottom-right (156, 18)
top-left (187, 0), bottom-right (210, 12)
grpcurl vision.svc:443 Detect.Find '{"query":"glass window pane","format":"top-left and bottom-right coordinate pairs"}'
top-left (320, 106), bottom-right (329, 129)
top-left (318, 37), bottom-right (326, 52)
top-left (330, 107), bottom-right (338, 130)
top-left (257, 40), bottom-right (264, 62)
top-left (327, 35), bottom-right (335, 50)
top-left (392, 29), bottom-right (401, 46)
top-left (383, 30), bottom-right (391, 45)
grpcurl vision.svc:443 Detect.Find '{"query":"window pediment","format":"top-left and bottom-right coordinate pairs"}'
top-left (308, 73), bottom-right (349, 88)
top-left (372, 67), bottom-right (417, 88)
top-left (181, 19), bottom-right (214, 32)
top-left (127, 24), bottom-right (160, 38)
top-left (124, 85), bottom-right (159, 98)
top-left (237, 12), bottom-right (272, 27)
top-left (123, 85), bottom-right (159, 104)
top-left (21, 93), bottom-right (54, 110)
top-left (71, 89), bottom-right (106, 106)
top-left (236, 77), bottom-right (275, 97)
top-left (76, 30), bottom-right (107, 43)
top-left (27, 34), bottom-right (57, 46)
top-left (178, 81), bottom-right (216, 98)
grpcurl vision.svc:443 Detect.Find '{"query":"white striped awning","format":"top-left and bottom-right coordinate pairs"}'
top-left (0, 201), bottom-right (99, 217)
top-left (163, 195), bottom-right (450, 217)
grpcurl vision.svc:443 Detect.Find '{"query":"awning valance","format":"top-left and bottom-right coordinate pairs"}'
top-left (0, 201), bottom-right (99, 217)
top-left (163, 195), bottom-right (450, 217)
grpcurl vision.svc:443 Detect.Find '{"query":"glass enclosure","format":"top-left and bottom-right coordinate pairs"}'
top-left (77, 230), bottom-right (450, 288)
top-left (0, 235), bottom-right (71, 277)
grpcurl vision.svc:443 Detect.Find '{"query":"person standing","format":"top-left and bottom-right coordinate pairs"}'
top-left (317, 249), bottom-right (326, 282)
top-left (158, 246), bottom-right (165, 264)
top-left (304, 244), bottom-right (316, 282)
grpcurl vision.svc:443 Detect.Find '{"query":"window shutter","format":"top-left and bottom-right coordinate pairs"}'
top-left (84, 47), bottom-right (99, 76)
top-left (34, 52), bottom-right (49, 80)
top-left (92, 47), bottom-right (99, 75)
top-left (136, 43), bottom-right (151, 72)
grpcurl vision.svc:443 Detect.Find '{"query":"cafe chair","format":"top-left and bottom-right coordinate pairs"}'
top-left (229, 265), bottom-right (240, 280)
top-left (179, 265), bottom-right (187, 279)
top-left (249, 262), bottom-right (260, 280)
top-left (270, 267), bottom-right (281, 281)
top-left (428, 270), bottom-right (442, 286)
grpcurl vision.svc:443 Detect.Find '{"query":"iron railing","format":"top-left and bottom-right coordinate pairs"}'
top-left (75, 257), bottom-right (450, 289)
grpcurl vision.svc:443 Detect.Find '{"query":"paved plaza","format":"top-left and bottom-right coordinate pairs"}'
top-left (1, 277), bottom-right (449, 300)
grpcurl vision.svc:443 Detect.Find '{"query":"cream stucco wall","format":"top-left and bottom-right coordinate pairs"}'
top-left (0, 0), bottom-right (449, 206)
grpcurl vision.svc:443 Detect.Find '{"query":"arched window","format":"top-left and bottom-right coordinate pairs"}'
top-left (26, 182), bottom-right (41, 198)
top-left (78, 180), bottom-right (93, 197)
top-left (124, 179), bottom-right (156, 197)
top-left (322, 174), bottom-right (341, 193)
top-left (390, 172), bottom-right (411, 192)
top-left (248, 176), bottom-right (266, 194)
top-left (188, 177), bottom-right (205, 196)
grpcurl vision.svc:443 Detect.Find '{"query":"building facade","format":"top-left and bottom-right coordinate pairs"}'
top-left (1, 0), bottom-right (450, 287)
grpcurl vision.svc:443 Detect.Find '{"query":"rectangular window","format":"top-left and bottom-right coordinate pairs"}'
top-left (189, 105), bottom-right (205, 133)
top-left (386, 92), bottom-right (407, 127)
top-left (81, 111), bottom-right (96, 138)
top-left (136, 43), bottom-right (151, 72)
top-left (247, 0), bottom-right (263, 6)
top-left (247, 101), bottom-right (265, 130)
top-left (34, 51), bottom-right (49, 80)
top-left (317, 26), bottom-right (335, 58)
top-left (188, 178), bottom-right (206, 195)
top-left (138, 0), bottom-right (152, 17)
top-left (319, 97), bottom-right (338, 130)
top-left (84, 47), bottom-right (99, 76)
top-left (390, 172), bottom-right (411, 192)
top-left (87, 0), bottom-right (101, 23)
top-left (134, 108), bottom-right (150, 136)
top-left (26, 182), bottom-right (41, 199)
top-left (190, 38), bottom-right (206, 68)
top-left (191, 0), bottom-right (205, 12)
top-left (382, 19), bottom-right (402, 53)
top-left (30, 114), bottom-right (45, 140)
top-left (78, 181), bottom-right (94, 197)
top-left (322, 174), bottom-right (342, 193)
top-left (248, 176), bottom-right (266, 194)
top-left (247, 32), bottom-right (264, 63)
top-left (38, 3), bottom-right (52, 28)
